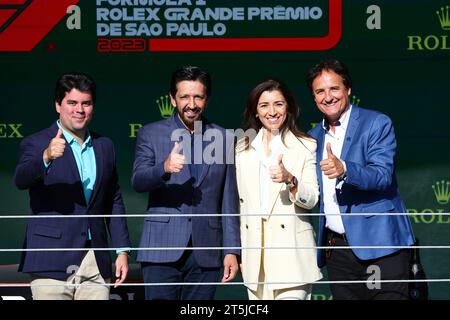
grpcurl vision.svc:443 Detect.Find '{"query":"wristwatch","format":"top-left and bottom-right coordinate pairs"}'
top-left (286, 175), bottom-right (298, 189)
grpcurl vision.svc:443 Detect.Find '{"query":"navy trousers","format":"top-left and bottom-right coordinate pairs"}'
top-left (141, 248), bottom-right (221, 300)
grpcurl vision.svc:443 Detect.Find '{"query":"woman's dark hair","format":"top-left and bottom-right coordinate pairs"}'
top-left (242, 78), bottom-right (309, 149)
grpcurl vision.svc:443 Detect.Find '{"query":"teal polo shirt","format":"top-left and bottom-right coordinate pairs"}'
top-left (57, 120), bottom-right (96, 240)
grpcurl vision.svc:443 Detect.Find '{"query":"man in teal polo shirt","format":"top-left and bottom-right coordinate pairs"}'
top-left (14, 72), bottom-right (131, 300)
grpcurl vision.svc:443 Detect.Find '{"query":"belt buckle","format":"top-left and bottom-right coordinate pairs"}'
top-left (326, 232), bottom-right (336, 259)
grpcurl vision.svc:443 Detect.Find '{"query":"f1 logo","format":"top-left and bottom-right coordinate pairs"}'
top-left (0, 0), bottom-right (79, 51)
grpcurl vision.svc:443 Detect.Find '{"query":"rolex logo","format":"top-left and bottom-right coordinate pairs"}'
top-left (156, 95), bottom-right (174, 119)
top-left (437, 5), bottom-right (450, 30)
top-left (407, 5), bottom-right (450, 51)
top-left (432, 180), bottom-right (450, 205)
top-left (0, 123), bottom-right (23, 138)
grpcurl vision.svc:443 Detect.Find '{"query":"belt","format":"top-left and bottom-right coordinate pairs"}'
top-left (326, 228), bottom-right (347, 242)
top-left (325, 229), bottom-right (347, 259)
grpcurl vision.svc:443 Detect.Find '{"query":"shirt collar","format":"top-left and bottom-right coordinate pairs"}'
top-left (174, 112), bottom-right (206, 134)
top-left (251, 128), bottom-right (281, 158)
top-left (56, 120), bottom-right (91, 147)
top-left (251, 128), bottom-right (264, 151)
top-left (321, 104), bottom-right (353, 132)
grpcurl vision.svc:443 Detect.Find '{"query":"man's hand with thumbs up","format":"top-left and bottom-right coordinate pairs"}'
top-left (43, 128), bottom-right (66, 164)
top-left (269, 154), bottom-right (293, 184)
top-left (320, 142), bottom-right (345, 179)
top-left (164, 142), bottom-right (185, 174)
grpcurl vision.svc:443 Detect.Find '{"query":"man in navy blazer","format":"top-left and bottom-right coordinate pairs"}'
top-left (307, 59), bottom-right (415, 299)
top-left (131, 66), bottom-right (240, 300)
top-left (14, 72), bottom-right (130, 300)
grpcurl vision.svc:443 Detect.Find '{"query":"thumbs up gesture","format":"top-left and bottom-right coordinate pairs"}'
top-left (164, 142), bottom-right (185, 174)
top-left (43, 128), bottom-right (66, 164)
top-left (320, 143), bottom-right (345, 179)
top-left (269, 154), bottom-right (292, 183)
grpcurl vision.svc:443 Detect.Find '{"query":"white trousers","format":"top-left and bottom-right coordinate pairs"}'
top-left (247, 219), bottom-right (312, 300)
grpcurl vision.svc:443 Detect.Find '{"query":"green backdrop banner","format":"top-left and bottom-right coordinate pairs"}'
top-left (1, 0), bottom-right (449, 299)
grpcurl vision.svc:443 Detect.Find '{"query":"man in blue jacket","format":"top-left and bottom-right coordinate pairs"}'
top-left (307, 59), bottom-right (415, 299)
top-left (131, 66), bottom-right (240, 300)
top-left (14, 72), bottom-right (130, 300)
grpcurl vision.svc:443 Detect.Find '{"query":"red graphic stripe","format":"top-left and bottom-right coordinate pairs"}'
top-left (149, 0), bottom-right (342, 52)
top-left (0, 0), bottom-right (79, 51)
top-left (0, 0), bottom-right (27, 4)
top-left (0, 9), bottom-right (15, 27)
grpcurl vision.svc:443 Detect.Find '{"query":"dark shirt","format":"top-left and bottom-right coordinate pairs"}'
top-left (174, 112), bottom-right (207, 184)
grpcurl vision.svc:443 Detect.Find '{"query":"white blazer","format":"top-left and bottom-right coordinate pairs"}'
top-left (236, 130), bottom-right (323, 291)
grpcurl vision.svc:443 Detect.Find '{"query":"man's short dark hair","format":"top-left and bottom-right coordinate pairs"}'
top-left (170, 66), bottom-right (211, 98)
top-left (55, 72), bottom-right (96, 105)
top-left (306, 59), bottom-right (352, 92)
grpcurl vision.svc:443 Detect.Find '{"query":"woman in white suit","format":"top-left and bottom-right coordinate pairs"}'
top-left (236, 79), bottom-right (322, 300)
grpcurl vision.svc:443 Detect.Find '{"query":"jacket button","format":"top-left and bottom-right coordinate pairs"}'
top-left (246, 224), bottom-right (248, 229)
top-left (188, 218), bottom-right (192, 222)
top-left (239, 198), bottom-right (244, 203)
top-left (281, 224), bottom-right (285, 229)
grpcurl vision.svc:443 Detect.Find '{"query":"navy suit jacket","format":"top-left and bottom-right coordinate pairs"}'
top-left (131, 114), bottom-right (240, 268)
top-left (309, 106), bottom-right (415, 267)
top-left (14, 123), bottom-right (130, 280)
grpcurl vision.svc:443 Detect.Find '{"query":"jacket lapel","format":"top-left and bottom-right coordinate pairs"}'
top-left (168, 114), bottom-right (191, 183)
top-left (315, 126), bottom-right (325, 189)
top-left (267, 132), bottom-right (296, 215)
top-left (245, 148), bottom-right (262, 213)
top-left (194, 121), bottom-right (211, 187)
top-left (340, 105), bottom-right (360, 161)
top-left (196, 163), bottom-right (209, 187)
top-left (88, 136), bottom-right (103, 208)
top-left (49, 123), bottom-right (85, 206)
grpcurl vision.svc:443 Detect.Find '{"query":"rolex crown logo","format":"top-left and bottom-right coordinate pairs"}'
top-left (436, 5), bottom-right (450, 31)
top-left (156, 95), bottom-right (174, 118)
top-left (432, 180), bottom-right (450, 205)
